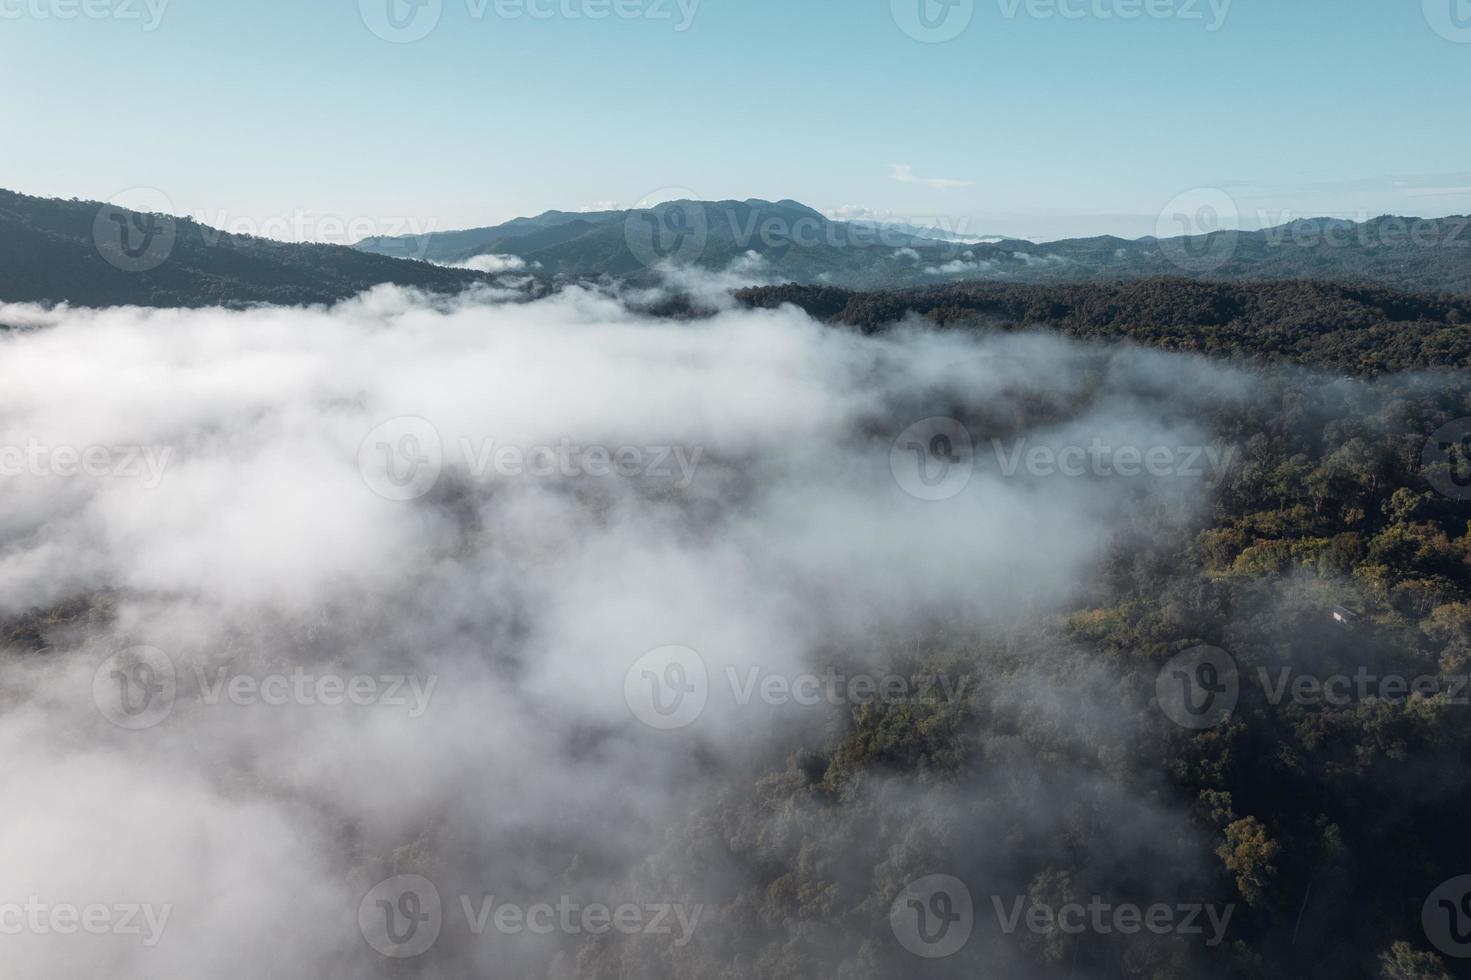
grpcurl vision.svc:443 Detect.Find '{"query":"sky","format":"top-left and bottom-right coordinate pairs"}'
top-left (3, 0), bottom-right (1470, 242)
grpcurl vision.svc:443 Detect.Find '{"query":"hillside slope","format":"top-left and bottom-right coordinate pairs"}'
top-left (737, 277), bottom-right (1471, 374)
top-left (0, 189), bottom-right (488, 308)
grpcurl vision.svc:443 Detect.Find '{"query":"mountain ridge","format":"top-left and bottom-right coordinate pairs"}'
top-left (6, 187), bottom-right (1471, 309)
top-left (354, 198), bottom-right (1471, 293)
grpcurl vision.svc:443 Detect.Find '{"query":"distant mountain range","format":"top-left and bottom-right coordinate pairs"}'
top-left (0, 189), bottom-right (488, 308)
top-left (356, 198), bottom-right (1471, 294)
top-left (4, 188), bottom-right (1471, 310)
top-left (355, 198), bottom-right (976, 283)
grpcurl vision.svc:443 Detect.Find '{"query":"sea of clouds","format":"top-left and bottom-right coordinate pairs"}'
top-left (0, 279), bottom-right (1254, 977)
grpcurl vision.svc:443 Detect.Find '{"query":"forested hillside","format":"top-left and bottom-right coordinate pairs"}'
top-left (0, 189), bottom-right (487, 308)
top-left (545, 359), bottom-right (1471, 978)
top-left (738, 278), bottom-right (1471, 374)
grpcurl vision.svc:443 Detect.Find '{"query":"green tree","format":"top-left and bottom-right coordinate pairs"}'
top-left (1218, 817), bottom-right (1280, 908)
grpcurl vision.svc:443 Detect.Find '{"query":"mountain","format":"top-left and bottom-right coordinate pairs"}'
top-left (9, 187), bottom-right (1471, 310)
top-left (357, 201), bottom-right (1471, 294)
top-left (354, 198), bottom-right (971, 285)
top-left (0, 189), bottom-right (490, 308)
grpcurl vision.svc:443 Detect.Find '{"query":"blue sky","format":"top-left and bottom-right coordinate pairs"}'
top-left (3, 0), bottom-right (1470, 241)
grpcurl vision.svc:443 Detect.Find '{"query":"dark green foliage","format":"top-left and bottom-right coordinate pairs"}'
top-left (576, 365), bottom-right (1471, 978)
top-left (0, 189), bottom-right (488, 309)
top-left (738, 278), bottom-right (1471, 374)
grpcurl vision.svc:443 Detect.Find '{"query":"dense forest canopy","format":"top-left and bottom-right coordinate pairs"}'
top-left (737, 277), bottom-right (1471, 376)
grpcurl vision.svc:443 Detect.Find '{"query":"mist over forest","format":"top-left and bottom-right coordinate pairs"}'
top-left (6, 1), bottom-right (1471, 973)
top-left (1, 266), bottom-right (1469, 977)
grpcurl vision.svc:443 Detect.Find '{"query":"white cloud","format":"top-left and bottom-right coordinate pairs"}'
top-left (890, 163), bottom-right (972, 191)
top-left (0, 282), bottom-right (1250, 977)
top-left (826, 204), bottom-right (877, 221)
top-left (1011, 251), bottom-right (1072, 268)
top-left (650, 251), bottom-right (772, 309)
top-left (444, 253), bottom-right (527, 273)
top-left (924, 257), bottom-right (995, 275)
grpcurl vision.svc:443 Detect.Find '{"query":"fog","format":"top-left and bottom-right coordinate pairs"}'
top-left (0, 280), bottom-right (1257, 977)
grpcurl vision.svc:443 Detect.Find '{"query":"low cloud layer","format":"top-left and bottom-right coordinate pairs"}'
top-left (0, 282), bottom-right (1256, 977)
top-left (443, 253), bottom-right (530, 274)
